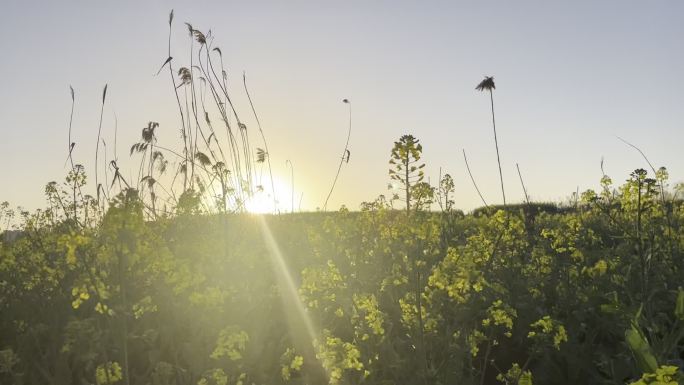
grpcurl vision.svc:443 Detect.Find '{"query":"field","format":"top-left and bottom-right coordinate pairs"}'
top-left (1, 163), bottom-right (683, 385)
top-left (1, 8), bottom-right (684, 385)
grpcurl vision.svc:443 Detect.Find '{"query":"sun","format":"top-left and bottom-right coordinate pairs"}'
top-left (244, 175), bottom-right (293, 214)
top-left (244, 189), bottom-right (276, 214)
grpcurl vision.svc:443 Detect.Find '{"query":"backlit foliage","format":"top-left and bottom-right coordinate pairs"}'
top-left (2, 122), bottom-right (684, 385)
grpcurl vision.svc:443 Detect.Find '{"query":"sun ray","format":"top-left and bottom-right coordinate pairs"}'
top-left (256, 216), bottom-right (330, 382)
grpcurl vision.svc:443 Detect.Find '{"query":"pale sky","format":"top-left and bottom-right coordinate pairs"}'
top-left (1, 0), bottom-right (683, 212)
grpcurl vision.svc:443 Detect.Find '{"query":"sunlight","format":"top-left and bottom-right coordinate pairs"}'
top-left (244, 190), bottom-right (276, 214)
top-left (244, 174), bottom-right (295, 214)
top-left (257, 216), bottom-right (330, 382)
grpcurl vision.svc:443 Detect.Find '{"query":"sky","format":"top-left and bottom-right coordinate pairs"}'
top-left (1, 0), bottom-right (683, 212)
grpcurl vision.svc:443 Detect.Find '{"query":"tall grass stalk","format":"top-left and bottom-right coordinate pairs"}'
top-left (66, 86), bottom-right (79, 222)
top-left (243, 72), bottom-right (278, 212)
top-left (323, 99), bottom-right (351, 211)
top-left (476, 76), bottom-right (505, 206)
top-left (463, 149), bottom-right (488, 208)
top-left (516, 163), bottom-right (530, 204)
top-left (165, 10), bottom-right (189, 191)
top-left (95, 84), bottom-right (108, 206)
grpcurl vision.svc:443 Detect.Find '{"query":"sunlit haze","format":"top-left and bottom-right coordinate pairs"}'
top-left (1, 1), bottom-right (683, 212)
top-left (3, 3), bottom-right (684, 384)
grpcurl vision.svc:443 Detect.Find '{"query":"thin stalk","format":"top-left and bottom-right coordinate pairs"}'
top-left (95, 84), bottom-right (108, 204)
top-left (463, 149), bottom-right (488, 208)
top-left (148, 139), bottom-right (156, 219)
top-left (148, 144), bottom-right (219, 206)
top-left (199, 47), bottom-right (245, 204)
top-left (113, 112), bottom-right (118, 163)
top-left (197, 79), bottom-right (228, 166)
top-left (198, 98), bottom-right (232, 210)
top-left (67, 86), bottom-right (77, 221)
top-left (190, 49), bottom-right (213, 195)
top-left (136, 151), bottom-right (148, 190)
top-left (489, 89), bottom-right (506, 206)
top-left (183, 54), bottom-right (220, 168)
top-left (188, 31), bottom-right (196, 187)
top-left (166, 13), bottom-right (189, 191)
top-left (516, 163), bottom-right (530, 204)
top-left (243, 72), bottom-right (277, 212)
top-left (205, 46), bottom-right (254, 197)
top-left (323, 100), bottom-right (351, 211)
top-left (183, 86), bottom-right (195, 189)
top-left (103, 140), bottom-right (109, 197)
top-left (479, 337), bottom-right (493, 385)
top-left (617, 135), bottom-right (675, 273)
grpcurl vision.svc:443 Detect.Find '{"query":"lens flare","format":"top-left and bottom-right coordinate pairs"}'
top-left (256, 216), bottom-right (329, 381)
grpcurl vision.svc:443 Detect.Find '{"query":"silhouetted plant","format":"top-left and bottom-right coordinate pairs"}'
top-left (476, 76), bottom-right (506, 206)
top-left (463, 149), bottom-right (489, 208)
top-left (136, 11), bottom-right (278, 213)
top-left (389, 135), bottom-right (426, 214)
top-left (95, 84), bottom-right (108, 207)
top-left (244, 72), bottom-right (278, 212)
top-left (323, 99), bottom-right (352, 211)
top-left (516, 163), bottom-right (530, 204)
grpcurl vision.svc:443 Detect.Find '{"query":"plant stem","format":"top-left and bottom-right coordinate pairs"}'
top-left (323, 100), bottom-right (351, 211)
top-left (95, 84), bottom-right (108, 205)
top-left (244, 72), bottom-right (278, 212)
top-left (166, 16), bottom-right (189, 191)
top-left (67, 86), bottom-right (77, 222)
top-left (516, 163), bottom-right (530, 204)
top-left (463, 149), bottom-right (488, 208)
top-left (489, 89), bottom-right (505, 206)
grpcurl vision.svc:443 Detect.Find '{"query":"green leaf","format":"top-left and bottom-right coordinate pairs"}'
top-left (625, 324), bottom-right (658, 373)
top-left (675, 288), bottom-right (684, 321)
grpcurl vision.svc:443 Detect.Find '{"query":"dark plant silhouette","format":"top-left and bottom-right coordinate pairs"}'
top-left (163, 10), bottom-right (189, 190)
top-left (476, 76), bottom-right (506, 206)
top-left (516, 163), bottom-right (530, 204)
top-left (65, 85), bottom-right (81, 223)
top-left (323, 99), bottom-right (351, 211)
top-left (463, 149), bottom-right (488, 208)
top-left (389, 135), bottom-right (426, 213)
top-left (95, 84), bottom-right (108, 206)
top-left (244, 72), bottom-right (277, 212)
top-left (136, 11), bottom-right (274, 213)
